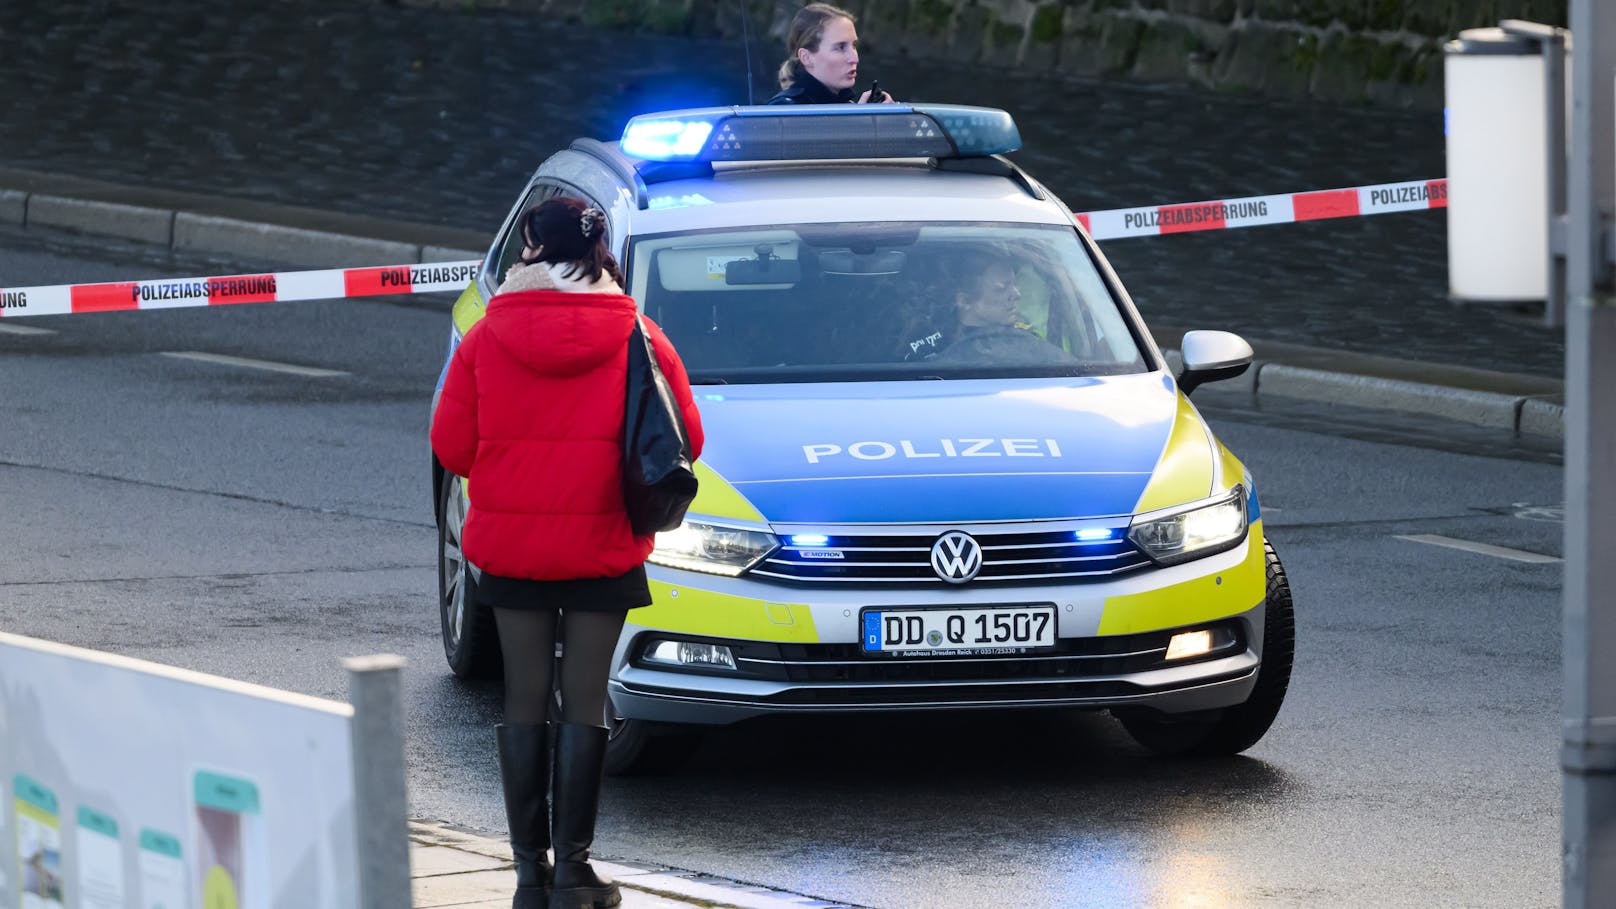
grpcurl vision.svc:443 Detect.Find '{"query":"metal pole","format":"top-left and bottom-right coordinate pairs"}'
top-left (1563, 0), bottom-right (1616, 904)
top-left (1541, 26), bottom-right (1568, 329)
top-left (346, 654), bottom-right (412, 909)
top-left (1501, 20), bottom-right (1569, 327)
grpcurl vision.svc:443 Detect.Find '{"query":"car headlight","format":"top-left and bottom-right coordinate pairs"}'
top-left (1128, 485), bottom-right (1248, 566)
top-left (648, 519), bottom-right (778, 576)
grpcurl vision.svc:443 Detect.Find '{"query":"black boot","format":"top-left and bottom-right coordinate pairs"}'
top-left (548, 723), bottom-right (621, 909)
top-left (496, 723), bottom-right (553, 909)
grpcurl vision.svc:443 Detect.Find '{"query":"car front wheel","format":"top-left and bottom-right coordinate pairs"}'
top-left (1116, 538), bottom-right (1295, 757)
top-left (438, 473), bottom-right (502, 679)
top-left (605, 708), bottom-right (702, 776)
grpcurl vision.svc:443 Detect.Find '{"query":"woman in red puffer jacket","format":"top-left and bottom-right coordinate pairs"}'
top-left (431, 197), bottom-right (702, 909)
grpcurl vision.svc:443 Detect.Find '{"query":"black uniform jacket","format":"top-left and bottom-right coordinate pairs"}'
top-left (767, 72), bottom-right (856, 105)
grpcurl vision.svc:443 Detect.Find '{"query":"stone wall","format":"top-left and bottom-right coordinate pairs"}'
top-left (399, 0), bottom-right (1570, 107)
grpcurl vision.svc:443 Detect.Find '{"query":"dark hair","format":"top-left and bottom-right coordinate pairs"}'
top-left (777, 3), bottom-right (855, 89)
top-left (518, 197), bottom-right (624, 287)
top-left (945, 248), bottom-right (1006, 296)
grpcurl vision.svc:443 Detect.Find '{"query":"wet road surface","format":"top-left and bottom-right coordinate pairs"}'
top-left (0, 228), bottom-right (1563, 908)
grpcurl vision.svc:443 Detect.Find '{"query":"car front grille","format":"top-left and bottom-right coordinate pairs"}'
top-left (624, 621), bottom-right (1251, 707)
top-left (749, 526), bottom-right (1150, 585)
top-left (756, 633), bottom-right (1173, 683)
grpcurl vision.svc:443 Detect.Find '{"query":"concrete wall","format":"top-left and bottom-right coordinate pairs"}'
top-left (400, 0), bottom-right (1569, 107)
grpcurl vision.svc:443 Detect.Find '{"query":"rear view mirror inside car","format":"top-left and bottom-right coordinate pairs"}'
top-left (726, 251), bottom-right (802, 286)
top-left (817, 249), bottom-right (907, 276)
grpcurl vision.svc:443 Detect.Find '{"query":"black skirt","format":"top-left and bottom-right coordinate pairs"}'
top-left (475, 563), bottom-right (651, 613)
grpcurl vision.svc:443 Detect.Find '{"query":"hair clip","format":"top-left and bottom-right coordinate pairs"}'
top-left (579, 207), bottom-right (605, 238)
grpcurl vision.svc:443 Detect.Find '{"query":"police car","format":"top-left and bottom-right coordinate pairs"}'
top-left (432, 104), bottom-right (1294, 773)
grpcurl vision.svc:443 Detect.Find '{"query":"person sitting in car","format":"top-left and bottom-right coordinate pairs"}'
top-left (900, 250), bottom-right (1072, 365)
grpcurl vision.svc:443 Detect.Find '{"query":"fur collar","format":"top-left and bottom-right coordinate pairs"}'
top-left (495, 262), bottom-right (557, 295)
top-left (542, 261), bottom-right (623, 295)
top-left (496, 261), bottom-right (623, 296)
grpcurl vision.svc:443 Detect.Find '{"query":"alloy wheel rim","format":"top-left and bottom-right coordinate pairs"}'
top-left (443, 482), bottom-right (468, 648)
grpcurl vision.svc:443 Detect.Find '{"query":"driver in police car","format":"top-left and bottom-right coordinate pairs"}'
top-left (903, 251), bottom-right (1068, 364)
top-left (954, 260), bottom-right (1027, 334)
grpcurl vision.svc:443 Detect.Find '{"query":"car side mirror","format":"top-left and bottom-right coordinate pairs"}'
top-left (1177, 330), bottom-right (1253, 396)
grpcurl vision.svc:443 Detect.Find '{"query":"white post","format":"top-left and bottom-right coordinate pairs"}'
top-left (346, 654), bottom-right (412, 909)
top-left (1562, 0), bottom-right (1616, 905)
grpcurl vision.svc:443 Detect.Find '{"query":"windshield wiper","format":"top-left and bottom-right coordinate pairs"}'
top-left (688, 376), bottom-right (729, 385)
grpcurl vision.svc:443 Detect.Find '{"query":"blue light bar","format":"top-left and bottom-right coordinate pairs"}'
top-left (789, 533), bottom-right (829, 546)
top-left (622, 119), bottom-right (714, 160)
top-left (916, 104), bottom-right (1021, 156)
top-left (618, 104), bottom-right (1020, 163)
top-left (1075, 528), bottom-right (1116, 541)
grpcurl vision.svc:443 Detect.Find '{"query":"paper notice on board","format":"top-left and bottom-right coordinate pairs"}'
top-left (74, 806), bottom-right (124, 909)
top-left (0, 780), bottom-right (10, 904)
top-left (15, 773), bottom-right (64, 909)
top-left (139, 828), bottom-right (187, 909)
top-left (193, 769), bottom-right (268, 909)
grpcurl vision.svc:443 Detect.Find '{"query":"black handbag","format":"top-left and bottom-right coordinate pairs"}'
top-left (622, 314), bottom-right (699, 534)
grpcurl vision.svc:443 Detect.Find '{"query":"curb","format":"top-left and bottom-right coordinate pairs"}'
top-left (1253, 363), bottom-right (1564, 437)
top-left (1257, 364), bottom-right (1521, 428)
top-left (0, 169), bottom-right (487, 268)
top-left (1158, 342), bottom-right (1565, 439)
top-left (1, 172), bottom-right (1565, 440)
top-left (409, 819), bottom-right (862, 909)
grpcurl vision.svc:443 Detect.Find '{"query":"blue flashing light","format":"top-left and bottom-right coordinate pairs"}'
top-left (618, 104), bottom-right (1020, 163)
top-left (911, 104), bottom-right (1021, 156)
top-left (1075, 528), bottom-right (1115, 542)
top-left (622, 118), bottom-right (715, 161)
top-left (789, 534), bottom-right (829, 546)
top-left (647, 192), bottom-right (715, 210)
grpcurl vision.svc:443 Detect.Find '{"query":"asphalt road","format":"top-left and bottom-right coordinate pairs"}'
top-left (0, 227), bottom-right (1564, 908)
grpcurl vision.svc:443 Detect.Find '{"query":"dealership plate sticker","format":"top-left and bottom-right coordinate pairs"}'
top-left (861, 605), bottom-right (1056, 655)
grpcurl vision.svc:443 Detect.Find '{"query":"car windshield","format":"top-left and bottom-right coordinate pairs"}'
top-left (627, 221), bottom-right (1148, 383)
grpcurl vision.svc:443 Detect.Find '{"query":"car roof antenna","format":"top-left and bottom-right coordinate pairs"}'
top-left (738, 0), bottom-right (757, 105)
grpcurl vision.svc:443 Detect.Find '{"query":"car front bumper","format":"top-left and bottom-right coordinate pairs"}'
top-left (609, 531), bottom-right (1267, 726)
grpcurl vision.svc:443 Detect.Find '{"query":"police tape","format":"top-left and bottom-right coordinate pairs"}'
top-left (0, 261), bottom-right (481, 319)
top-left (0, 177), bottom-right (1449, 319)
top-left (1075, 177), bottom-right (1446, 241)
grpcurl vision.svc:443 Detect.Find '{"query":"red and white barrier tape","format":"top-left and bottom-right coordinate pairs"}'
top-left (1076, 177), bottom-right (1446, 240)
top-left (0, 177), bottom-right (1449, 319)
top-left (0, 261), bottom-right (481, 319)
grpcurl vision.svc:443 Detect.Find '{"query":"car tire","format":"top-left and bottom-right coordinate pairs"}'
top-left (605, 710), bottom-right (702, 776)
top-left (1116, 538), bottom-right (1295, 757)
top-left (438, 473), bottom-right (502, 680)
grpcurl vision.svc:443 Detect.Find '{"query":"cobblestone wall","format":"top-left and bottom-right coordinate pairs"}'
top-left (399, 0), bottom-right (1569, 107)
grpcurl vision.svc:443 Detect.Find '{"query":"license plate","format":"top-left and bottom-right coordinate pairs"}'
top-left (860, 605), bottom-right (1057, 655)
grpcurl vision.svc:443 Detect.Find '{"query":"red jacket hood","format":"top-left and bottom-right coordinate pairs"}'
top-left (481, 289), bottom-right (638, 377)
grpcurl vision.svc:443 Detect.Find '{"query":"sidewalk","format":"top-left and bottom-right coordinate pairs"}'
top-left (409, 819), bottom-right (857, 909)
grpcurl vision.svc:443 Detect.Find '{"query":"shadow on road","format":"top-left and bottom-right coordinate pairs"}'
top-left (605, 709), bottom-right (1298, 857)
top-left (678, 708), bottom-right (1291, 784)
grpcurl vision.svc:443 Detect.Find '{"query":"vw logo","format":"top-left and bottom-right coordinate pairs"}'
top-left (930, 531), bottom-right (983, 584)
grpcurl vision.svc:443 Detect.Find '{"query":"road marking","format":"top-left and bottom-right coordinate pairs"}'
top-left (0, 323), bottom-right (56, 336)
top-left (1396, 533), bottom-right (1562, 564)
top-left (1511, 502), bottom-right (1564, 523)
top-left (159, 351), bottom-right (348, 378)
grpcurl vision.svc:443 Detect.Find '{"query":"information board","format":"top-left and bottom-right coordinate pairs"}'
top-left (0, 632), bottom-right (360, 908)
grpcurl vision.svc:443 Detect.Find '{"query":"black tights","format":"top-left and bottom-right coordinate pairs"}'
top-left (493, 608), bottom-right (628, 726)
